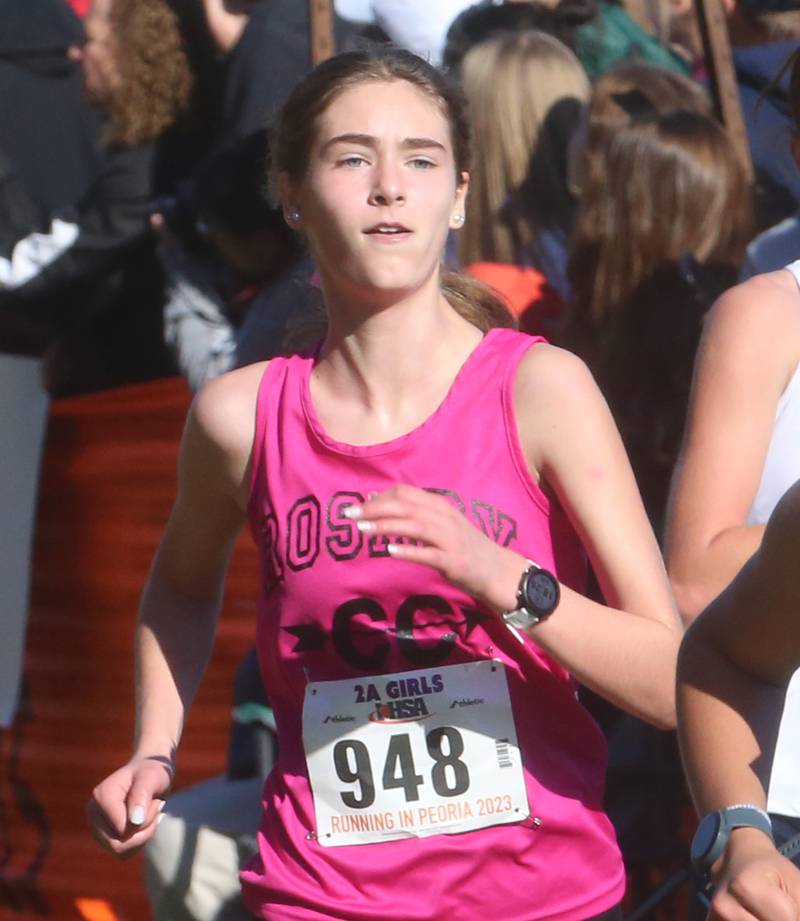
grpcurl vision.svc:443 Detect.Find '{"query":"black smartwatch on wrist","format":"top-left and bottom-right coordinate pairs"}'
top-left (690, 805), bottom-right (773, 872)
top-left (501, 560), bottom-right (560, 631)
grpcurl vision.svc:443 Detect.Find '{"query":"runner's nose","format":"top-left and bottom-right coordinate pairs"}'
top-left (369, 157), bottom-right (405, 207)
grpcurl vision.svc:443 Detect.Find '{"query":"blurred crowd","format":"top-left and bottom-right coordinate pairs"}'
top-left (1, 0), bottom-right (797, 399)
top-left (3, 0), bottom-right (800, 918)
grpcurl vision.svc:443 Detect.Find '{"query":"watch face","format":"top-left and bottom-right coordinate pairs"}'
top-left (525, 570), bottom-right (560, 616)
top-left (691, 812), bottom-right (722, 863)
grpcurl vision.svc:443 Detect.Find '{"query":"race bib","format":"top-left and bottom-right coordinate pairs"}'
top-left (303, 659), bottom-right (528, 847)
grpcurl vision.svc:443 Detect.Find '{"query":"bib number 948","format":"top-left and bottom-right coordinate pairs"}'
top-left (334, 726), bottom-right (469, 808)
top-left (303, 660), bottom-right (528, 846)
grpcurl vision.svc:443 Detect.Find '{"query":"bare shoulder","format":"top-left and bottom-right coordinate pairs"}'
top-left (513, 341), bottom-right (597, 408)
top-left (185, 361), bottom-right (269, 503)
top-left (192, 362), bottom-right (267, 448)
top-left (706, 270), bottom-right (800, 347)
top-left (691, 270), bottom-right (800, 403)
top-left (513, 342), bottom-right (608, 430)
top-left (513, 343), bottom-right (615, 477)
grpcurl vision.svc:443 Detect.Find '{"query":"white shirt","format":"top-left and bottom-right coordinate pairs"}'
top-left (748, 259), bottom-right (800, 527)
top-left (753, 258), bottom-right (800, 819)
top-left (334, 0), bottom-right (492, 65)
top-left (768, 673), bottom-right (800, 818)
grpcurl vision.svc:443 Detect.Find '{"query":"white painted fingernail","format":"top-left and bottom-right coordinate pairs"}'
top-left (130, 805), bottom-right (145, 826)
top-left (386, 544), bottom-right (400, 556)
top-left (157, 813), bottom-right (165, 825)
top-left (356, 520), bottom-right (375, 532)
top-left (157, 800), bottom-right (166, 813)
top-left (344, 505), bottom-right (363, 519)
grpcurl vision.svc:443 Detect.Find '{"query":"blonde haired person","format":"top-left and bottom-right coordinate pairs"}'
top-left (459, 30), bottom-right (590, 331)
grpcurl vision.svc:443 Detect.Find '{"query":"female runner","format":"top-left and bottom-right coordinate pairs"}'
top-left (666, 50), bottom-right (800, 891)
top-left (87, 48), bottom-right (680, 921)
top-left (678, 479), bottom-right (800, 921)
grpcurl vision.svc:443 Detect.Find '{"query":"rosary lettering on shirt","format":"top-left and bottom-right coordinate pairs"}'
top-left (303, 660), bottom-right (528, 847)
top-left (259, 487), bottom-right (518, 586)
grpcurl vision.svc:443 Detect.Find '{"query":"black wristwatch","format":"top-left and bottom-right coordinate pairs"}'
top-left (501, 560), bottom-right (560, 631)
top-left (690, 805), bottom-right (773, 871)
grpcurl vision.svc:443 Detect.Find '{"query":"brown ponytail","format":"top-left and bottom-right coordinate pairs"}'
top-left (280, 270), bottom-right (516, 354)
top-left (441, 271), bottom-right (517, 332)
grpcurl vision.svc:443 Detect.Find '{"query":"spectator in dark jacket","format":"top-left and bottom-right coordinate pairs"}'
top-left (0, 0), bottom-right (102, 217)
top-left (201, 0), bottom-right (358, 149)
top-left (0, 0), bottom-right (194, 393)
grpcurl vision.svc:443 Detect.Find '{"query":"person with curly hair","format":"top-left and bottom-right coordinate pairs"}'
top-left (99, 0), bottom-right (193, 151)
top-left (0, 0), bottom-right (194, 394)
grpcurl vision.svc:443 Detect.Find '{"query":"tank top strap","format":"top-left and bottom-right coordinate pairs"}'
top-left (480, 329), bottom-right (548, 508)
top-left (247, 354), bottom-right (311, 511)
top-left (248, 360), bottom-right (277, 510)
top-left (499, 329), bottom-right (547, 390)
top-left (452, 328), bottom-right (545, 407)
top-left (785, 258), bottom-right (800, 290)
top-left (475, 328), bottom-right (546, 416)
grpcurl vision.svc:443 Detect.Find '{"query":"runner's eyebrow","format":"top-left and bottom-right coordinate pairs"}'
top-left (401, 138), bottom-right (446, 152)
top-left (321, 134), bottom-right (447, 154)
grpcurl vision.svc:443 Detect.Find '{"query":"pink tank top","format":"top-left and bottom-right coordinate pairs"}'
top-left (241, 328), bottom-right (625, 921)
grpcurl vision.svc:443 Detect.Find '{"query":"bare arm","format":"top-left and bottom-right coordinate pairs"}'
top-left (665, 273), bottom-right (800, 623)
top-left (133, 381), bottom-right (253, 762)
top-left (87, 363), bottom-right (263, 856)
top-left (359, 346), bottom-right (681, 728)
top-left (512, 345), bottom-right (681, 728)
top-left (677, 479), bottom-right (800, 920)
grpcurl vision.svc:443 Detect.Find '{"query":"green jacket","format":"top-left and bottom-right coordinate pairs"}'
top-left (576, 1), bottom-right (692, 79)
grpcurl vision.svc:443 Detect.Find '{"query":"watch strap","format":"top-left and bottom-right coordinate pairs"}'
top-left (722, 804), bottom-right (772, 839)
top-left (693, 805), bottom-right (773, 870)
top-left (502, 605), bottom-right (541, 629)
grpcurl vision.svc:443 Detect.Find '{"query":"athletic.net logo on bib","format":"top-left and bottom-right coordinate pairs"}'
top-left (303, 660), bottom-right (528, 847)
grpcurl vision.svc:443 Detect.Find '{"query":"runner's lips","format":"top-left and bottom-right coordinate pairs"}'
top-left (364, 222), bottom-right (412, 235)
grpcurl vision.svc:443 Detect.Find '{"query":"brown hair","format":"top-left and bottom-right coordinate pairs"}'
top-left (271, 47), bottom-right (515, 332)
top-left (569, 108), bottom-right (751, 330)
top-left (573, 62), bottom-right (710, 200)
top-left (566, 109), bottom-right (752, 531)
top-left (105, 0), bottom-right (193, 149)
top-left (457, 30), bottom-right (589, 269)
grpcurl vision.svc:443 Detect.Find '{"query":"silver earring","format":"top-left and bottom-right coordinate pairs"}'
top-left (287, 209), bottom-right (301, 222)
top-left (452, 214), bottom-right (464, 224)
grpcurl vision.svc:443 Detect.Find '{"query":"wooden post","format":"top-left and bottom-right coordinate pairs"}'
top-left (309, 0), bottom-right (336, 66)
top-left (695, 0), bottom-right (754, 179)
